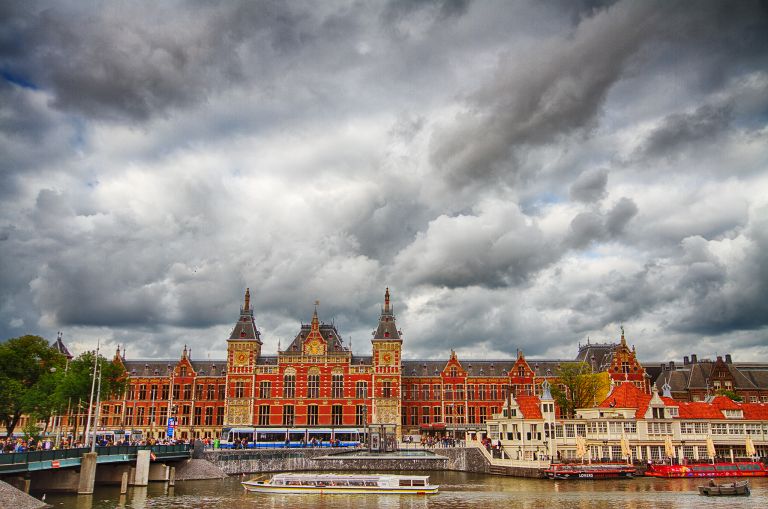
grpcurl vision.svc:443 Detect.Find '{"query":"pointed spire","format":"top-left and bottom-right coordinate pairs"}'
top-left (244, 287), bottom-right (251, 311)
top-left (620, 325), bottom-right (626, 346)
top-left (182, 344), bottom-right (188, 359)
top-left (311, 301), bottom-right (320, 331)
top-left (384, 287), bottom-right (390, 312)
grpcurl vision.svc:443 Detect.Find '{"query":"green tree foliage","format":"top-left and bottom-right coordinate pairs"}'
top-left (0, 335), bottom-right (127, 437)
top-left (0, 335), bottom-right (67, 436)
top-left (550, 362), bottom-right (611, 418)
top-left (716, 388), bottom-right (743, 402)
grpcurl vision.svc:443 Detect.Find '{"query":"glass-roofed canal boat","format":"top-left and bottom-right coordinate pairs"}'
top-left (242, 473), bottom-right (439, 495)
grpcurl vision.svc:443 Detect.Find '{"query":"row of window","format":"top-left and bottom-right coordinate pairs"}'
top-left (400, 406), bottom-right (498, 425)
top-left (128, 384), bottom-right (225, 401)
top-left (234, 380), bottom-right (372, 399)
top-left (86, 405), bottom-right (226, 427)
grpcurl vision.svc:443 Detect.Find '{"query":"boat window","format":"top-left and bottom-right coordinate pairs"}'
top-left (412, 480), bottom-right (426, 486)
top-left (692, 466), bottom-right (711, 472)
top-left (738, 464), bottom-right (759, 471)
top-left (399, 480), bottom-right (412, 486)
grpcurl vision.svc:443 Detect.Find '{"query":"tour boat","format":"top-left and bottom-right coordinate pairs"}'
top-left (242, 473), bottom-right (439, 494)
top-left (544, 463), bottom-right (636, 480)
top-left (645, 461), bottom-right (768, 478)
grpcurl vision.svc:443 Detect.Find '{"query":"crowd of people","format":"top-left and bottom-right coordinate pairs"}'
top-left (0, 435), bottom-right (198, 453)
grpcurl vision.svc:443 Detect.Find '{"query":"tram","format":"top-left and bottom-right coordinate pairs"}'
top-left (220, 427), bottom-right (364, 448)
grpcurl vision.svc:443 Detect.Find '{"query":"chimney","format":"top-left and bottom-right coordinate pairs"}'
top-left (725, 354), bottom-right (732, 364)
top-left (691, 354), bottom-right (697, 364)
top-left (670, 361), bottom-right (676, 371)
top-left (717, 355), bottom-right (723, 363)
top-left (683, 356), bottom-right (689, 366)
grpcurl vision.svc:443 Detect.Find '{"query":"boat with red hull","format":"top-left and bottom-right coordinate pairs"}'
top-left (645, 462), bottom-right (768, 478)
top-left (544, 463), bottom-right (636, 480)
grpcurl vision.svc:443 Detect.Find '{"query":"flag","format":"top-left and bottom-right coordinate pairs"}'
top-left (576, 435), bottom-right (587, 459)
top-left (620, 434), bottom-right (632, 461)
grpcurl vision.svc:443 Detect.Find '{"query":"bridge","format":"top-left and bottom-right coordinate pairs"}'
top-left (0, 444), bottom-right (191, 474)
top-left (0, 444), bottom-right (192, 494)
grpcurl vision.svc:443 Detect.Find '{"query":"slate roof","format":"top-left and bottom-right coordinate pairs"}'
top-left (650, 359), bottom-right (768, 393)
top-left (52, 332), bottom-right (73, 359)
top-left (284, 322), bottom-right (349, 353)
top-left (373, 288), bottom-right (401, 340)
top-left (575, 342), bottom-right (615, 371)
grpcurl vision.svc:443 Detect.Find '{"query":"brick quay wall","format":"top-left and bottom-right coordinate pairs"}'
top-left (201, 447), bottom-right (498, 476)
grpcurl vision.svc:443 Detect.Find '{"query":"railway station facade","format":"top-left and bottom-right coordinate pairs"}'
top-left (60, 288), bottom-right (768, 442)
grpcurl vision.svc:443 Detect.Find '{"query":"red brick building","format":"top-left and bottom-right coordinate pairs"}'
top-left (70, 288), bottom-right (652, 441)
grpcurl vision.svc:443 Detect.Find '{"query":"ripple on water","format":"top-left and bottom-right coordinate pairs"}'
top-left (39, 473), bottom-right (768, 509)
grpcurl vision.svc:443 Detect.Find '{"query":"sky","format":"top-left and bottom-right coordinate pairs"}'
top-left (1, 0), bottom-right (767, 364)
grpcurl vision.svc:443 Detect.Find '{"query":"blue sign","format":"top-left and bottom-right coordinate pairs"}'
top-left (168, 417), bottom-right (177, 427)
top-left (167, 426), bottom-right (174, 438)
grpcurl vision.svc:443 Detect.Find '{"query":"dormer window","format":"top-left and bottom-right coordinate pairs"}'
top-left (180, 367), bottom-right (187, 377)
top-left (723, 409), bottom-right (743, 419)
top-left (450, 367), bottom-right (457, 377)
top-left (667, 407), bottom-right (678, 417)
top-left (518, 366), bottom-right (525, 377)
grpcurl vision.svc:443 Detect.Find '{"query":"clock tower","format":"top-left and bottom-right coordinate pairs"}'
top-left (371, 288), bottom-right (403, 438)
top-left (224, 288), bottom-right (262, 426)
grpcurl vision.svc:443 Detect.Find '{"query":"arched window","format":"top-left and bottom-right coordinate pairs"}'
top-left (307, 373), bottom-right (320, 398)
top-left (283, 373), bottom-right (296, 398)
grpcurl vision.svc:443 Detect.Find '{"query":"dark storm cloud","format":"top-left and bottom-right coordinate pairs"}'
top-left (0, 1), bottom-right (347, 122)
top-left (565, 197), bottom-right (638, 249)
top-left (381, 0), bottom-right (471, 25)
top-left (570, 168), bottom-right (608, 203)
top-left (638, 105), bottom-right (733, 160)
top-left (673, 210), bottom-right (768, 335)
top-left (429, 1), bottom-right (662, 187)
top-left (1, 0), bottom-right (768, 363)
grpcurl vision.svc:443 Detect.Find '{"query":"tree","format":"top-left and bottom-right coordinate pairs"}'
top-left (550, 362), bottom-right (611, 418)
top-left (0, 335), bottom-right (67, 436)
top-left (716, 389), bottom-right (743, 402)
top-left (53, 351), bottom-right (127, 438)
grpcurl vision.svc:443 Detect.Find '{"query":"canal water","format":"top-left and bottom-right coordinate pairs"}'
top-left (41, 472), bottom-right (768, 508)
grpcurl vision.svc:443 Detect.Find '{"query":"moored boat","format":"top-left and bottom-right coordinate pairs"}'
top-left (242, 473), bottom-right (439, 494)
top-left (698, 480), bottom-right (750, 496)
top-left (544, 463), bottom-right (636, 480)
top-left (645, 461), bottom-right (768, 478)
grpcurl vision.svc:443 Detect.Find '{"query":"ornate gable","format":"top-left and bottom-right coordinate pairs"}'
top-left (302, 306), bottom-right (327, 356)
top-left (442, 350), bottom-right (466, 377)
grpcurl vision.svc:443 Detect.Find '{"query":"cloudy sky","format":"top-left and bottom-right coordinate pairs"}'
top-left (1, 0), bottom-right (767, 364)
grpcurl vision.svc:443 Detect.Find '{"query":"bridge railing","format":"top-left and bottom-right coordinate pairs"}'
top-left (0, 444), bottom-right (192, 472)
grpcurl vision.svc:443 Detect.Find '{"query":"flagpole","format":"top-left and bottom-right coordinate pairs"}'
top-left (83, 339), bottom-right (100, 447)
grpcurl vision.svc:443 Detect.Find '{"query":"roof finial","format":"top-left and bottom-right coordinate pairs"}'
top-left (384, 287), bottom-right (390, 312)
top-left (312, 302), bottom-right (319, 330)
top-left (182, 344), bottom-right (188, 359)
top-left (244, 288), bottom-right (251, 311)
top-left (620, 325), bottom-right (626, 346)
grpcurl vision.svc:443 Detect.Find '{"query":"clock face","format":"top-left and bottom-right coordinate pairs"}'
top-left (234, 352), bottom-right (248, 366)
top-left (382, 352), bottom-right (393, 365)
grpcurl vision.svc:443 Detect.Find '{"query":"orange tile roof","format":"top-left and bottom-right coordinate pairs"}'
top-left (516, 395), bottom-right (543, 419)
top-left (600, 382), bottom-right (652, 418)
top-left (741, 403), bottom-right (768, 420)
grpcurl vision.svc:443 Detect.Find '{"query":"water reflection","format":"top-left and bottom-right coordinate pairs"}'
top-left (40, 472), bottom-right (768, 509)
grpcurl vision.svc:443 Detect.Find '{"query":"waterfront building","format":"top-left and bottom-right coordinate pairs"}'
top-left (485, 380), bottom-right (768, 463)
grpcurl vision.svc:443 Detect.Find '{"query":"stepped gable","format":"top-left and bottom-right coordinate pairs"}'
top-left (516, 395), bottom-right (543, 419)
top-left (229, 288), bottom-right (262, 342)
top-left (600, 382), bottom-right (652, 417)
top-left (373, 287), bottom-right (401, 340)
